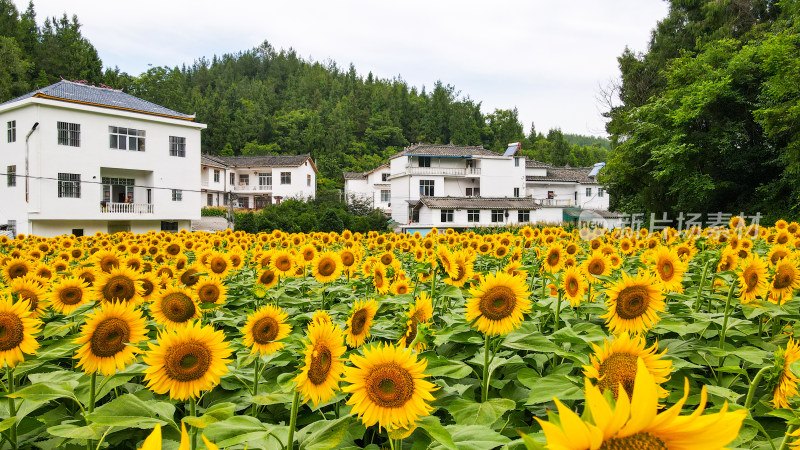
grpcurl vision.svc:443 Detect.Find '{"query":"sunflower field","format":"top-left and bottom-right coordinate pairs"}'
top-left (0, 218), bottom-right (798, 449)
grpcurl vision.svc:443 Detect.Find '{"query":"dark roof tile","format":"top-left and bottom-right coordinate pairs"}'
top-left (397, 143), bottom-right (500, 158)
top-left (416, 197), bottom-right (541, 210)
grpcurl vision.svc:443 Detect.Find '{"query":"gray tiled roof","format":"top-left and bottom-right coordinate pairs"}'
top-left (343, 172), bottom-right (367, 180)
top-left (416, 197), bottom-right (541, 210)
top-left (585, 209), bottom-right (623, 218)
top-left (1, 80), bottom-right (195, 120)
top-left (398, 143), bottom-right (500, 158)
top-left (202, 154), bottom-right (315, 169)
top-left (525, 159), bottom-right (551, 168)
top-left (526, 166), bottom-right (597, 183)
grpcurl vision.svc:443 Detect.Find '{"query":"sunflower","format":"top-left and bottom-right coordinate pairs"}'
top-left (270, 250), bottom-right (296, 277)
top-left (89, 249), bottom-right (122, 273)
top-left (537, 358), bottom-right (745, 450)
top-left (768, 245), bottom-right (792, 266)
top-left (46, 276), bottom-right (90, 314)
top-left (339, 249), bottom-right (362, 276)
top-left (561, 266), bottom-right (587, 307)
top-left (443, 251), bottom-right (474, 288)
top-left (150, 285), bottom-right (201, 330)
top-left (408, 293), bottom-right (434, 324)
top-left (92, 266), bottom-right (144, 305)
top-left (204, 251), bottom-right (231, 278)
top-left (143, 321), bottom-right (232, 400)
top-left (769, 259), bottom-right (800, 305)
top-left (372, 265), bottom-right (390, 294)
top-left (346, 299), bottom-right (379, 348)
top-left (717, 247), bottom-right (739, 272)
top-left (311, 251), bottom-right (343, 284)
top-left (299, 244), bottom-right (317, 266)
top-left (294, 321), bottom-right (347, 407)
top-left (343, 343), bottom-right (437, 430)
top-left (465, 271), bottom-right (531, 336)
top-left (542, 243), bottom-right (565, 273)
top-left (1, 258), bottom-right (32, 282)
top-left (242, 304), bottom-right (292, 356)
top-left (255, 267), bottom-right (279, 290)
top-left (138, 272), bottom-right (161, 301)
top-left (736, 254), bottom-right (768, 304)
top-left (178, 263), bottom-right (203, 287)
top-left (601, 273), bottom-right (665, 335)
top-left (583, 332), bottom-right (672, 400)
top-left (193, 276), bottom-right (227, 309)
top-left (772, 338), bottom-right (800, 409)
top-left (0, 295), bottom-right (41, 368)
top-left (8, 277), bottom-right (48, 315)
top-left (650, 246), bottom-right (687, 293)
top-left (436, 247), bottom-right (459, 279)
top-left (74, 301), bottom-right (148, 375)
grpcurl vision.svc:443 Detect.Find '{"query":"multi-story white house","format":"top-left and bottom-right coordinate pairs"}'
top-left (0, 80), bottom-right (206, 237)
top-left (200, 154), bottom-right (317, 209)
top-left (343, 163), bottom-right (391, 214)
top-left (345, 143), bottom-right (620, 232)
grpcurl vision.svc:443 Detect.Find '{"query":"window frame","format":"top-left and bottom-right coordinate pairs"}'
top-left (229, 173), bottom-right (235, 185)
top-left (57, 122), bottom-right (81, 147)
top-left (380, 189), bottom-right (390, 202)
top-left (440, 209), bottom-right (454, 223)
top-left (280, 172), bottom-right (291, 185)
top-left (213, 169), bottom-right (220, 182)
top-left (491, 209), bottom-right (504, 223)
top-left (7, 121), bottom-right (16, 143)
top-left (58, 173), bottom-right (81, 198)
top-left (586, 187), bottom-right (592, 197)
top-left (467, 209), bottom-right (480, 222)
top-left (109, 126), bottom-right (146, 151)
top-left (419, 180), bottom-right (434, 197)
top-left (598, 188), bottom-right (604, 197)
top-left (307, 174), bottom-right (311, 186)
top-left (418, 156), bottom-right (431, 168)
top-left (161, 221), bottom-right (179, 232)
top-left (171, 189), bottom-right (183, 201)
top-left (6, 165), bottom-right (15, 187)
top-left (169, 136), bottom-right (186, 157)
top-left (513, 187), bottom-right (520, 198)
top-left (518, 210), bottom-right (530, 222)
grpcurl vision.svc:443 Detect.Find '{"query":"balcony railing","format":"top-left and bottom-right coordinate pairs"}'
top-left (405, 167), bottom-right (481, 176)
top-left (101, 202), bottom-right (154, 214)
top-left (233, 184), bottom-right (272, 192)
top-left (537, 198), bottom-right (573, 206)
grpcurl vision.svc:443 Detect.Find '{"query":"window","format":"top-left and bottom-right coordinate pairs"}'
top-left (513, 188), bottom-right (520, 198)
top-left (518, 210), bottom-right (530, 222)
top-left (161, 221), bottom-right (179, 232)
top-left (7, 121), bottom-right (15, 143)
top-left (109, 126), bottom-right (145, 151)
top-left (466, 187), bottom-right (480, 197)
top-left (207, 194), bottom-right (213, 206)
top-left (598, 188), bottom-right (604, 197)
top-left (259, 173), bottom-right (271, 187)
top-left (58, 173), bottom-right (80, 198)
top-left (586, 187), bottom-right (592, 197)
top-left (238, 197), bottom-right (249, 208)
top-left (229, 173), bottom-right (235, 185)
top-left (419, 180), bottom-right (434, 197)
top-left (307, 174), bottom-right (311, 186)
top-left (547, 191), bottom-right (555, 199)
top-left (514, 157), bottom-right (520, 167)
top-left (491, 209), bottom-right (504, 223)
top-left (171, 189), bottom-right (183, 201)
top-left (382, 173), bottom-right (390, 182)
top-left (380, 190), bottom-right (390, 202)
top-left (169, 136), bottom-right (186, 157)
top-left (239, 174), bottom-right (249, 186)
top-left (440, 209), bottom-right (454, 222)
top-left (213, 170), bottom-right (220, 182)
top-left (57, 122), bottom-right (80, 147)
top-left (418, 156), bottom-right (431, 168)
top-left (71, 228), bottom-right (84, 237)
top-left (6, 165), bottom-right (15, 187)
top-left (467, 209), bottom-right (480, 222)
top-left (280, 172), bottom-right (291, 184)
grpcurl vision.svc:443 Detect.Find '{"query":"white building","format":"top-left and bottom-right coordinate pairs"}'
top-left (343, 163), bottom-right (391, 215)
top-left (0, 80), bottom-right (206, 237)
top-left (200, 154), bottom-right (317, 209)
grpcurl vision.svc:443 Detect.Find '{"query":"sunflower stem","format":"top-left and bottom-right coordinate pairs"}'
top-left (481, 333), bottom-right (491, 403)
top-left (190, 397), bottom-right (197, 450)
top-left (718, 281), bottom-right (736, 349)
top-left (743, 366), bottom-right (770, 411)
top-left (7, 367), bottom-right (16, 450)
top-left (251, 357), bottom-right (261, 416)
top-left (780, 424), bottom-right (796, 450)
top-left (287, 390), bottom-right (300, 450)
top-left (553, 291), bottom-right (562, 332)
top-left (89, 372), bottom-right (97, 414)
top-left (693, 260), bottom-right (712, 313)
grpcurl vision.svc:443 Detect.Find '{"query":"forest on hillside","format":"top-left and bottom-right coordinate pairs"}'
top-left (0, 0), bottom-right (609, 186)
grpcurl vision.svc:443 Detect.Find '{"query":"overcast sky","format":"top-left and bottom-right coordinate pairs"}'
top-left (30, 0), bottom-right (669, 137)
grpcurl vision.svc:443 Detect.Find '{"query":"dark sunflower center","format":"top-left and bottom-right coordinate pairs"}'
top-left (164, 341), bottom-right (212, 382)
top-left (259, 270), bottom-right (275, 286)
top-left (59, 286), bottom-right (83, 305)
top-left (198, 285), bottom-right (220, 303)
top-left (451, 264), bottom-right (467, 282)
top-left (350, 309), bottom-right (368, 336)
top-left (308, 345), bottom-right (333, 385)
top-left (303, 251), bottom-right (314, 261)
top-left (141, 279), bottom-right (155, 297)
top-left (616, 286), bottom-right (650, 320)
top-left (479, 286), bottom-right (516, 321)
top-left (774, 266), bottom-right (795, 290)
top-left (17, 289), bottom-right (40, 312)
top-left (547, 251), bottom-right (560, 266)
top-left (210, 257), bottom-right (227, 274)
top-left (276, 257), bottom-right (291, 271)
top-left (7, 263), bottom-right (28, 279)
top-left (161, 292), bottom-right (196, 323)
top-left (744, 267), bottom-right (760, 291)
top-left (0, 312), bottom-right (25, 351)
top-left (403, 319), bottom-right (418, 345)
top-left (78, 272), bottom-right (96, 286)
top-left (102, 275), bottom-right (136, 302)
top-left (567, 278), bottom-right (579, 296)
top-left (397, 284), bottom-right (408, 294)
top-left (659, 260), bottom-right (673, 279)
top-left (166, 244), bottom-right (180, 255)
top-left (772, 252), bottom-right (787, 265)
top-left (317, 258), bottom-right (336, 277)
top-left (341, 253), bottom-right (354, 266)
top-left (598, 432), bottom-right (667, 450)
top-left (100, 256), bottom-right (120, 272)
top-left (230, 255), bottom-right (242, 267)
top-left (89, 317), bottom-right (130, 357)
top-left (589, 260), bottom-right (605, 275)
top-left (381, 255), bottom-right (393, 265)
top-left (365, 363), bottom-right (414, 408)
top-left (253, 316), bottom-right (279, 344)
top-left (597, 353), bottom-right (638, 399)
top-left (180, 269), bottom-right (200, 287)
top-left (497, 247), bottom-right (507, 256)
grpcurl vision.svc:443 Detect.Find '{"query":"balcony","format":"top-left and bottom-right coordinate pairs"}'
top-left (101, 202), bottom-right (154, 214)
top-left (537, 198), bottom-right (573, 206)
top-left (405, 167), bottom-right (481, 176)
top-left (233, 184), bottom-right (272, 192)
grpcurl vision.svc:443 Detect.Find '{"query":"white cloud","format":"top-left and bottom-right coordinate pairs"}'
top-left (29, 0), bottom-right (668, 136)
